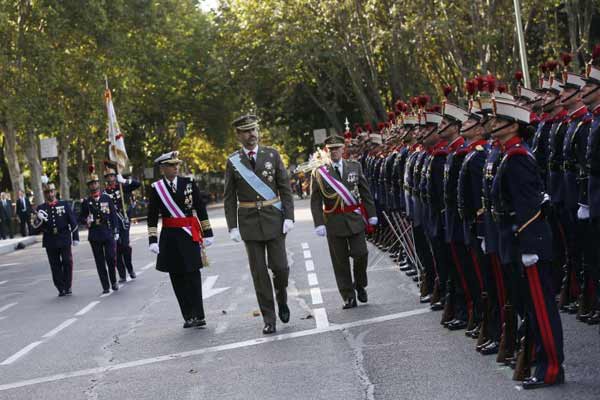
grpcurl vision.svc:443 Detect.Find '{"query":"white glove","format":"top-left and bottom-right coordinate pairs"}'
top-left (577, 205), bottom-right (590, 220)
top-left (480, 239), bottom-right (486, 253)
top-left (203, 237), bottom-right (214, 247)
top-left (368, 217), bottom-right (378, 226)
top-left (149, 243), bottom-right (160, 254)
top-left (37, 210), bottom-right (48, 222)
top-left (315, 225), bottom-right (326, 237)
top-left (72, 240), bottom-right (80, 247)
top-left (114, 234), bottom-right (120, 241)
top-left (116, 174), bottom-right (128, 184)
top-left (283, 219), bottom-right (294, 234)
top-left (521, 254), bottom-right (539, 267)
top-left (229, 228), bottom-right (241, 242)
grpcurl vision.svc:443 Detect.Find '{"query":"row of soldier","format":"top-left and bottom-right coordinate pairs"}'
top-left (340, 47), bottom-right (600, 390)
top-left (33, 161), bottom-right (140, 296)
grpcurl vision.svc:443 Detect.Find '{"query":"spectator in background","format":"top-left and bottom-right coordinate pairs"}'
top-left (16, 190), bottom-right (33, 236)
top-left (0, 192), bottom-right (14, 239)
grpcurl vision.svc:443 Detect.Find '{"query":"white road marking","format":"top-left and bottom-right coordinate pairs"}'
top-left (202, 276), bottom-right (230, 300)
top-left (303, 250), bottom-right (311, 259)
top-left (313, 307), bottom-right (329, 329)
top-left (42, 318), bottom-right (78, 339)
top-left (0, 307), bottom-right (429, 390)
top-left (74, 301), bottom-right (100, 316)
top-left (301, 242), bottom-right (309, 249)
top-left (0, 341), bottom-right (43, 366)
top-left (0, 302), bottom-right (17, 314)
top-left (310, 287), bottom-right (323, 305)
top-left (307, 273), bottom-right (319, 286)
top-left (140, 262), bottom-right (154, 271)
top-left (0, 280), bottom-right (7, 285)
top-left (305, 260), bottom-right (314, 272)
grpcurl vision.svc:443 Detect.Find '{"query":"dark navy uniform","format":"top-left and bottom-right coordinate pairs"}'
top-left (80, 193), bottom-right (119, 291)
top-left (491, 135), bottom-right (564, 386)
top-left (147, 175), bottom-right (214, 323)
top-left (104, 179), bottom-right (141, 280)
top-left (32, 200), bottom-right (79, 295)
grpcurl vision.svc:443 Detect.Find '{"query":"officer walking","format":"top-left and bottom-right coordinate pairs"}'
top-left (32, 181), bottom-right (79, 296)
top-left (224, 115), bottom-right (295, 335)
top-left (310, 135), bottom-right (377, 309)
top-left (147, 151), bottom-right (214, 329)
top-left (103, 161), bottom-right (141, 282)
top-left (80, 167), bottom-right (119, 295)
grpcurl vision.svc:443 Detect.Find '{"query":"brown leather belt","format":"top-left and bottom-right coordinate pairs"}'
top-left (238, 197), bottom-right (280, 209)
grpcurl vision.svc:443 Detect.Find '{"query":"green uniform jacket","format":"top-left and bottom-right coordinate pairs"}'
top-left (224, 146), bottom-right (294, 241)
top-left (310, 160), bottom-right (376, 237)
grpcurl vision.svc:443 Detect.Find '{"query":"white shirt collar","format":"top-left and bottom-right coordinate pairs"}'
top-left (243, 145), bottom-right (259, 158)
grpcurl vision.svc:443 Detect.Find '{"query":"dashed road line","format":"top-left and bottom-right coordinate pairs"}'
top-left (74, 301), bottom-right (100, 316)
top-left (305, 260), bottom-right (314, 272)
top-left (0, 341), bottom-right (43, 366)
top-left (0, 302), bottom-right (17, 314)
top-left (42, 318), bottom-right (78, 339)
top-left (307, 273), bottom-right (319, 286)
top-left (310, 287), bottom-right (323, 305)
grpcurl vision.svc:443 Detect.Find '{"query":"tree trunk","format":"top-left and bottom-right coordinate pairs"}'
top-left (58, 134), bottom-right (70, 200)
top-left (24, 128), bottom-right (43, 205)
top-left (0, 120), bottom-right (24, 199)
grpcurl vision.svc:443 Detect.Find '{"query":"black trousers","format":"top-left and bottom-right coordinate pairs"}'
top-left (90, 239), bottom-right (116, 290)
top-left (524, 260), bottom-right (564, 383)
top-left (116, 228), bottom-right (135, 279)
top-left (169, 271), bottom-right (205, 321)
top-left (46, 247), bottom-right (73, 292)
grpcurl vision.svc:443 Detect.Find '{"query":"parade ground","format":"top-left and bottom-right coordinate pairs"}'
top-left (0, 199), bottom-right (598, 400)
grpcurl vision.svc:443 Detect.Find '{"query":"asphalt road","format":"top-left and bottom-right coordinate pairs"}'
top-left (0, 199), bottom-right (598, 400)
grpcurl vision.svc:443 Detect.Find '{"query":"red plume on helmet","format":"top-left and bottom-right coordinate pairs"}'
top-left (442, 85), bottom-right (453, 98)
top-left (465, 79), bottom-right (476, 96)
top-left (561, 52), bottom-right (573, 68)
top-left (514, 71), bottom-right (523, 83)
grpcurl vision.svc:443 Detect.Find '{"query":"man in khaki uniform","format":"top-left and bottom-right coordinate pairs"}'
top-left (224, 115), bottom-right (295, 334)
top-left (311, 135), bottom-right (377, 309)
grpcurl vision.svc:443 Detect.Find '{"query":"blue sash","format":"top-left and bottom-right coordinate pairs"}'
top-left (229, 153), bottom-right (282, 210)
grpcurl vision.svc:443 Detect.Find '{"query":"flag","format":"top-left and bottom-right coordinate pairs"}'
top-left (105, 87), bottom-right (129, 171)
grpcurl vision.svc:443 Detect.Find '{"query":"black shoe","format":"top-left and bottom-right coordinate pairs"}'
top-left (342, 297), bottom-right (357, 309)
top-left (278, 303), bottom-right (290, 323)
top-left (192, 318), bottom-right (207, 328)
top-left (356, 287), bottom-right (368, 303)
top-left (522, 369), bottom-right (565, 390)
top-left (419, 294), bottom-right (431, 304)
top-left (262, 323), bottom-right (276, 334)
top-left (65, 289), bottom-right (72, 296)
top-left (58, 290), bottom-right (66, 297)
top-left (447, 319), bottom-right (468, 331)
top-left (118, 278), bottom-right (127, 284)
top-left (102, 289), bottom-right (110, 294)
top-left (111, 283), bottom-right (119, 291)
top-left (129, 271), bottom-right (136, 279)
top-left (480, 341), bottom-right (500, 355)
top-left (183, 318), bottom-right (195, 328)
top-left (430, 302), bottom-right (444, 311)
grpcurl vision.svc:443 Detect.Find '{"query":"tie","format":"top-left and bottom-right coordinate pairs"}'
top-left (248, 151), bottom-right (256, 169)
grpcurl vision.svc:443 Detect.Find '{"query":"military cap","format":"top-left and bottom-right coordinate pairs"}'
top-left (154, 151), bottom-right (182, 166)
top-left (492, 100), bottom-right (532, 125)
top-left (324, 135), bottom-right (345, 148)
top-left (103, 160), bottom-right (117, 176)
top-left (232, 114), bottom-right (260, 131)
